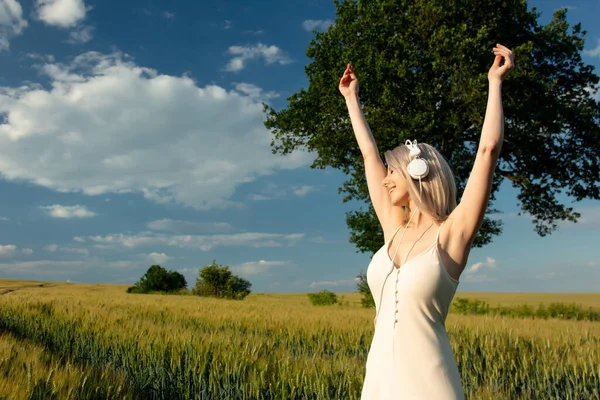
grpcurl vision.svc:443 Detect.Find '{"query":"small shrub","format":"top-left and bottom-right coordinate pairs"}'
top-left (356, 270), bottom-right (375, 308)
top-left (452, 298), bottom-right (489, 315)
top-left (450, 298), bottom-right (600, 322)
top-left (193, 260), bottom-right (252, 300)
top-left (308, 290), bottom-right (338, 306)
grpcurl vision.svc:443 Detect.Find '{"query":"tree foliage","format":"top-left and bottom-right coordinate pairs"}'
top-left (356, 270), bottom-right (375, 308)
top-left (193, 259), bottom-right (252, 300)
top-left (127, 265), bottom-right (187, 294)
top-left (264, 0), bottom-right (600, 255)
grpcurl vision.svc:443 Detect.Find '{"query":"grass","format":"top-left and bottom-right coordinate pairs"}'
top-left (0, 332), bottom-right (133, 400)
top-left (0, 278), bottom-right (598, 399)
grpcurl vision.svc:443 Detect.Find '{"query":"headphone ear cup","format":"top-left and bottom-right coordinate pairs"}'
top-left (407, 158), bottom-right (429, 180)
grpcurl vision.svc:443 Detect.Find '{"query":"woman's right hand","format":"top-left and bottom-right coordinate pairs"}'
top-left (339, 63), bottom-right (359, 98)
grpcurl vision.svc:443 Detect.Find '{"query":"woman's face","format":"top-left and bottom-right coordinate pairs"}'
top-left (382, 166), bottom-right (409, 206)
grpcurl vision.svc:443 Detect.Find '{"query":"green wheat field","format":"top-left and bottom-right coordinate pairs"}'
top-left (0, 278), bottom-right (598, 399)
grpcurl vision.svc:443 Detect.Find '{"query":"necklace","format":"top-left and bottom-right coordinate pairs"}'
top-left (392, 222), bottom-right (434, 269)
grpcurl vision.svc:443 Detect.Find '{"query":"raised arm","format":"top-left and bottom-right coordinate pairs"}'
top-left (450, 44), bottom-right (515, 248)
top-left (340, 65), bottom-right (396, 238)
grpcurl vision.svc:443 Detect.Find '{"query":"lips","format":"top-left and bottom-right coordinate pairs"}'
top-left (389, 188), bottom-right (395, 194)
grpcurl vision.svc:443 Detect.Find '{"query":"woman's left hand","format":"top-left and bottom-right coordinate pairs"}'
top-left (488, 43), bottom-right (515, 83)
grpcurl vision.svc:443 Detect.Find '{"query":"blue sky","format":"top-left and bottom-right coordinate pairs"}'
top-left (0, 0), bottom-right (598, 293)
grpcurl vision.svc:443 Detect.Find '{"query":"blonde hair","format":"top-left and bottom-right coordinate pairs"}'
top-left (384, 142), bottom-right (457, 226)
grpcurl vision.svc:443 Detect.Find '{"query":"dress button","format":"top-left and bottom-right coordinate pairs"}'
top-left (395, 319), bottom-right (398, 323)
top-left (395, 310), bottom-right (398, 314)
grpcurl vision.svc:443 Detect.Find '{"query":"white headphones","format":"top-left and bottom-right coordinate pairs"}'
top-left (405, 140), bottom-right (429, 180)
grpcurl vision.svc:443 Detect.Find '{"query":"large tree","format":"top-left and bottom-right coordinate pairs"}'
top-left (264, 0), bottom-right (600, 255)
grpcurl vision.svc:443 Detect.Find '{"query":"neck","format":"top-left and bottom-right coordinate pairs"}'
top-left (406, 201), bottom-right (435, 229)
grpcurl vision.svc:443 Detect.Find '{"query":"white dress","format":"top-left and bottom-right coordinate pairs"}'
top-left (361, 222), bottom-right (464, 400)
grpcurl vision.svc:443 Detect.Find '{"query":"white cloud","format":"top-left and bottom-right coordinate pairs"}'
top-left (147, 219), bottom-right (233, 234)
top-left (309, 278), bottom-right (358, 289)
top-left (224, 20), bottom-right (232, 29)
top-left (0, 52), bottom-right (312, 210)
top-left (0, 244), bottom-right (16, 256)
top-left (462, 274), bottom-right (496, 283)
top-left (232, 260), bottom-right (291, 275)
top-left (82, 231), bottom-right (305, 251)
top-left (40, 205), bottom-right (96, 218)
top-left (234, 83), bottom-right (279, 100)
top-left (225, 43), bottom-right (292, 72)
top-left (162, 11), bottom-right (174, 19)
top-left (60, 246), bottom-right (89, 255)
top-left (559, 206), bottom-right (600, 228)
top-left (242, 29), bottom-right (264, 35)
top-left (43, 244), bottom-right (87, 254)
top-left (249, 182), bottom-right (286, 201)
top-left (249, 183), bottom-right (320, 200)
top-left (574, 207), bottom-right (600, 226)
top-left (248, 194), bottom-right (271, 201)
top-left (107, 260), bottom-right (135, 269)
top-left (176, 267), bottom-right (197, 274)
top-left (67, 24), bottom-right (93, 44)
top-left (147, 252), bottom-right (169, 264)
top-left (467, 257), bottom-right (497, 273)
top-left (0, 216), bottom-right (9, 220)
top-left (43, 244), bottom-right (58, 252)
top-left (35, 0), bottom-right (87, 28)
top-left (585, 84), bottom-right (600, 103)
top-left (292, 185), bottom-right (318, 197)
top-left (301, 19), bottom-right (333, 32)
top-left (583, 38), bottom-right (600, 58)
top-left (309, 236), bottom-right (336, 244)
top-left (0, 0), bottom-right (28, 50)
top-left (534, 271), bottom-right (557, 281)
top-left (21, 248), bottom-right (33, 255)
top-left (0, 259), bottom-right (84, 274)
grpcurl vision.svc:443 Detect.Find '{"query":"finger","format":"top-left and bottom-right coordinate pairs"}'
top-left (496, 44), bottom-right (513, 53)
top-left (493, 54), bottom-right (503, 67)
top-left (494, 50), bottom-right (511, 63)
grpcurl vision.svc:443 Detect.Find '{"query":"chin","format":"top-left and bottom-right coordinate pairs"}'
top-left (389, 192), bottom-right (408, 207)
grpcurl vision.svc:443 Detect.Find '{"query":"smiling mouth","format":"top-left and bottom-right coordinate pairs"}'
top-left (389, 188), bottom-right (395, 194)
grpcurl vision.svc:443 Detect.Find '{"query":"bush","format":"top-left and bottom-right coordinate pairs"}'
top-left (450, 298), bottom-right (600, 321)
top-left (356, 270), bottom-right (375, 308)
top-left (452, 298), bottom-right (490, 315)
top-left (127, 265), bottom-right (187, 294)
top-left (193, 260), bottom-right (251, 300)
top-left (308, 290), bottom-right (338, 306)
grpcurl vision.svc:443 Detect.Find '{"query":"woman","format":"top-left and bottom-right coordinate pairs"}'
top-left (339, 44), bottom-right (514, 399)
